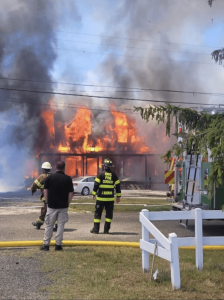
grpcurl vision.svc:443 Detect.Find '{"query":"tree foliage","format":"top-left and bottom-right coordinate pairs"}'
top-left (207, 0), bottom-right (224, 65)
top-left (135, 104), bottom-right (224, 196)
top-left (211, 48), bottom-right (224, 65)
top-left (208, 0), bottom-right (215, 7)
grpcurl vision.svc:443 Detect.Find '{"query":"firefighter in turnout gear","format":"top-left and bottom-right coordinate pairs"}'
top-left (30, 162), bottom-right (54, 230)
top-left (90, 158), bottom-right (121, 234)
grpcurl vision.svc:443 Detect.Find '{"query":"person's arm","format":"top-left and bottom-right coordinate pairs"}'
top-left (29, 175), bottom-right (42, 194)
top-left (92, 176), bottom-right (101, 200)
top-left (114, 175), bottom-right (121, 204)
top-left (44, 189), bottom-right (48, 204)
top-left (68, 177), bottom-right (74, 205)
top-left (68, 192), bottom-right (73, 205)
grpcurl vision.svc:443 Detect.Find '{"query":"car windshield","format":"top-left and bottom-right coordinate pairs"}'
top-left (72, 177), bottom-right (85, 181)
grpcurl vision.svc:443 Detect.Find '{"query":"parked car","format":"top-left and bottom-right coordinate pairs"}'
top-left (72, 176), bottom-right (95, 196)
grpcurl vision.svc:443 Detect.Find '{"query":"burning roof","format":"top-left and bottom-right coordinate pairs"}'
top-left (40, 104), bottom-right (154, 155)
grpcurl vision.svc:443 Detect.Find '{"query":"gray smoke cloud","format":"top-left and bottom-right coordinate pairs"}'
top-left (0, 0), bottom-right (81, 191)
top-left (1, 0), bottom-right (224, 190)
top-left (85, 0), bottom-right (224, 148)
top-left (81, 0), bottom-right (224, 185)
top-left (93, 0), bottom-right (224, 104)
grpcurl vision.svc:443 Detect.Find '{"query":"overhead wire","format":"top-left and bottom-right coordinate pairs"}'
top-left (56, 38), bottom-right (212, 57)
top-left (1, 77), bottom-right (224, 98)
top-left (0, 96), bottom-right (139, 114)
top-left (55, 46), bottom-right (216, 66)
top-left (0, 86), bottom-right (223, 106)
top-left (56, 30), bottom-right (222, 49)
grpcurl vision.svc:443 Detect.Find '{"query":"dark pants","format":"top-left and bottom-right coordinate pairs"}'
top-left (37, 201), bottom-right (47, 224)
top-left (93, 200), bottom-right (114, 233)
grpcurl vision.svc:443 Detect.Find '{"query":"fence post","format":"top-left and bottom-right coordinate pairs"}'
top-left (141, 209), bottom-right (149, 273)
top-left (169, 233), bottom-right (181, 290)
top-left (195, 208), bottom-right (203, 270)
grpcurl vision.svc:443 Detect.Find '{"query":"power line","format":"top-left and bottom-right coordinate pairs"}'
top-left (56, 30), bottom-right (222, 49)
top-left (0, 86), bottom-right (222, 106)
top-left (1, 77), bottom-right (224, 97)
top-left (0, 96), bottom-right (138, 114)
top-left (56, 38), bottom-right (212, 57)
top-left (55, 46), bottom-right (216, 66)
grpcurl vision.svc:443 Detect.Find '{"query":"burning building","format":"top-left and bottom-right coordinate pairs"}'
top-left (34, 103), bottom-right (170, 190)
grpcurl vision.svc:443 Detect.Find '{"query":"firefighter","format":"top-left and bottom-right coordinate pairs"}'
top-left (90, 158), bottom-right (121, 234)
top-left (30, 162), bottom-right (56, 230)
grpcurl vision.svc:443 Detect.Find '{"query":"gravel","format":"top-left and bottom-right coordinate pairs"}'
top-left (0, 249), bottom-right (51, 300)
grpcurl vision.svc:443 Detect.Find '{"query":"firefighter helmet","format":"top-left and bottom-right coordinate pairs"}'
top-left (102, 158), bottom-right (114, 167)
top-left (41, 162), bottom-right (52, 169)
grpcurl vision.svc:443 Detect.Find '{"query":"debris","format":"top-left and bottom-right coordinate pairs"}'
top-left (153, 269), bottom-right (159, 280)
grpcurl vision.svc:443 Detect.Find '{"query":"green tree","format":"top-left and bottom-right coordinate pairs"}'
top-left (208, 0), bottom-right (224, 65)
top-left (135, 104), bottom-right (224, 196)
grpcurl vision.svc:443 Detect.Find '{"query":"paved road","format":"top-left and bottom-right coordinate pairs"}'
top-left (1, 190), bottom-right (224, 242)
top-left (1, 204), bottom-right (224, 242)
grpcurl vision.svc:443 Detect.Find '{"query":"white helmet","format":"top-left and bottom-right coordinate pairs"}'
top-left (41, 162), bottom-right (52, 169)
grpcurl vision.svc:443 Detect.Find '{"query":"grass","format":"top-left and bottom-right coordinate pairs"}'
top-left (17, 247), bottom-right (224, 299)
top-left (69, 197), bottom-right (171, 213)
top-left (71, 197), bottom-right (167, 205)
top-left (69, 204), bottom-right (171, 213)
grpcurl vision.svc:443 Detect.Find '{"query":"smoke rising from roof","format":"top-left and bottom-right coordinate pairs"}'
top-left (1, 0), bottom-right (223, 191)
top-left (93, 0), bottom-right (224, 106)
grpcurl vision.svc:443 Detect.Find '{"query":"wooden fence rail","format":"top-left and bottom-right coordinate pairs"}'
top-left (139, 208), bottom-right (224, 290)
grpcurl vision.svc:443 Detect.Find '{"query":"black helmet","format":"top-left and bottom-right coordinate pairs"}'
top-left (102, 158), bottom-right (114, 167)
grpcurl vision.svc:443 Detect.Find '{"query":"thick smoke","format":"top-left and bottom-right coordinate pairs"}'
top-left (86, 0), bottom-right (224, 149)
top-left (0, 0), bottom-right (80, 191)
top-left (83, 0), bottom-right (224, 185)
top-left (1, 0), bottom-right (223, 191)
top-left (93, 0), bottom-right (224, 104)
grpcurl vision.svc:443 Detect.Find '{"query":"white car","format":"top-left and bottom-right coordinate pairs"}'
top-left (72, 176), bottom-right (96, 196)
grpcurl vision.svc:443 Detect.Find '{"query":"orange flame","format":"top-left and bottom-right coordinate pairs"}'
top-left (41, 110), bottom-right (55, 138)
top-left (37, 104), bottom-right (156, 156)
top-left (25, 170), bottom-right (38, 179)
top-left (58, 143), bottom-right (70, 153)
top-left (65, 107), bottom-right (92, 152)
top-left (110, 106), bottom-right (129, 143)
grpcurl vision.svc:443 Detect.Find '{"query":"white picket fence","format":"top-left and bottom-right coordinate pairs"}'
top-left (140, 208), bottom-right (224, 290)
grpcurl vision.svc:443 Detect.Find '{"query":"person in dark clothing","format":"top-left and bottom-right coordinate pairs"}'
top-left (40, 161), bottom-right (74, 251)
top-left (90, 158), bottom-right (121, 234)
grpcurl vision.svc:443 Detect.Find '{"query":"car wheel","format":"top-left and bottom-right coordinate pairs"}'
top-left (82, 187), bottom-right (90, 196)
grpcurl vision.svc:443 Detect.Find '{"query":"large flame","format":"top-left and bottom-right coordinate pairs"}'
top-left (42, 110), bottom-right (55, 138)
top-left (27, 104), bottom-right (159, 178)
top-left (41, 110), bottom-right (55, 148)
top-left (64, 107), bottom-right (92, 153)
top-left (110, 107), bottom-right (129, 143)
top-left (38, 105), bottom-right (153, 156)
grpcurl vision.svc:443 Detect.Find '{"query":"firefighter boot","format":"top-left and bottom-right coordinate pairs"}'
top-left (104, 221), bottom-right (111, 234)
top-left (90, 223), bottom-right (100, 234)
top-left (32, 222), bottom-right (42, 229)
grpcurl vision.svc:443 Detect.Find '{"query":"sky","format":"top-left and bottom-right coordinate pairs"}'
top-left (0, 0), bottom-right (224, 190)
top-left (50, 0), bottom-right (224, 111)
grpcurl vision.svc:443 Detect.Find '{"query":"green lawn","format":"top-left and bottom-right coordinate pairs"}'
top-left (18, 247), bottom-right (224, 299)
top-left (71, 197), bottom-right (167, 205)
top-left (70, 197), bottom-right (171, 213)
